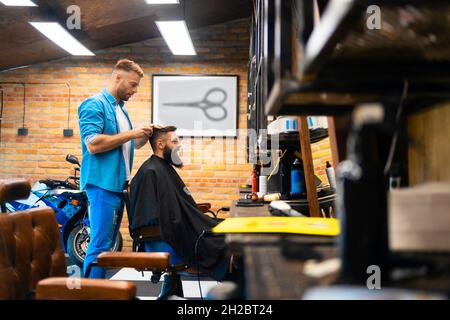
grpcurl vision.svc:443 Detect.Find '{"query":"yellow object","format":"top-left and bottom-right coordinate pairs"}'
top-left (212, 217), bottom-right (340, 237)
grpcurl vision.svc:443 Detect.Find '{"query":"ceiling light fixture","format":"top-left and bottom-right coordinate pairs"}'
top-left (0, 0), bottom-right (37, 6)
top-left (29, 22), bottom-right (95, 56)
top-left (155, 20), bottom-right (196, 55)
top-left (145, 0), bottom-right (179, 4)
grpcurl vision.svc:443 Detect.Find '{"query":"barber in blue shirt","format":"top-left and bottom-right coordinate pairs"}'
top-left (78, 59), bottom-right (157, 278)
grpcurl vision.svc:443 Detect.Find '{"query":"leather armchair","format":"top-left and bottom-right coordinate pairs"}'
top-left (0, 206), bottom-right (137, 300)
top-left (0, 178), bottom-right (31, 212)
top-left (0, 179), bottom-right (169, 300)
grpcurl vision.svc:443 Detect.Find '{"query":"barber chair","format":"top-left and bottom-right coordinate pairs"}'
top-left (0, 179), bottom-right (167, 300)
top-left (123, 188), bottom-right (230, 299)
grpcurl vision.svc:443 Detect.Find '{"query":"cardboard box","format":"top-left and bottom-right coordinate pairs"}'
top-left (389, 183), bottom-right (450, 252)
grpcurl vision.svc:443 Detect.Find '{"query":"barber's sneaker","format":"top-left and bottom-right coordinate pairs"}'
top-left (156, 273), bottom-right (183, 300)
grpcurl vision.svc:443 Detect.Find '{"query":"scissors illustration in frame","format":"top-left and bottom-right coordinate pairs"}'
top-left (163, 88), bottom-right (228, 121)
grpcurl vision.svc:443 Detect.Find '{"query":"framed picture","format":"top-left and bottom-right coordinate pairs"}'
top-left (152, 74), bottom-right (239, 137)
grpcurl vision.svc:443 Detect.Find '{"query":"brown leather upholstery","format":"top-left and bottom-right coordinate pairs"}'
top-left (0, 182), bottom-right (143, 300)
top-left (0, 208), bottom-right (66, 299)
top-left (196, 202), bottom-right (211, 213)
top-left (97, 252), bottom-right (169, 270)
top-left (0, 207), bottom-right (139, 300)
top-left (0, 179), bottom-right (31, 207)
top-left (36, 277), bottom-right (136, 300)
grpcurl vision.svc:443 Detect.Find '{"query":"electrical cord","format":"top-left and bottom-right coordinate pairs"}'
top-left (194, 230), bottom-right (207, 300)
top-left (194, 228), bottom-right (223, 300)
top-left (22, 83), bottom-right (26, 128)
top-left (384, 80), bottom-right (409, 176)
top-left (267, 149), bottom-right (287, 181)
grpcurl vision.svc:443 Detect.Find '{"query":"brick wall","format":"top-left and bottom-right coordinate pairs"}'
top-left (0, 17), bottom-right (332, 251)
top-left (312, 137), bottom-right (333, 184)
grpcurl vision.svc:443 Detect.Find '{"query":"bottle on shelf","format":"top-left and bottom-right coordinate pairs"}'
top-left (326, 161), bottom-right (337, 190)
top-left (290, 158), bottom-right (305, 198)
top-left (259, 174), bottom-right (267, 197)
top-left (251, 167), bottom-right (258, 194)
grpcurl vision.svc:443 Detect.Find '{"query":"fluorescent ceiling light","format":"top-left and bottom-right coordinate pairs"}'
top-left (145, 0), bottom-right (179, 4)
top-left (155, 20), bottom-right (196, 55)
top-left (0, 0), bottom-right (37, 6)
top-left (29, 22), bottom-right (95, 56)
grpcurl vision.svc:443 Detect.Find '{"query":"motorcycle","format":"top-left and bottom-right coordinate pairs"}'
top-left (5, 154), bottom-right (123, 267)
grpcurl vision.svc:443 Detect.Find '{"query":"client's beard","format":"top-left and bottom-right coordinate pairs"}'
top-left (163, 146), bottom-right (183, 168)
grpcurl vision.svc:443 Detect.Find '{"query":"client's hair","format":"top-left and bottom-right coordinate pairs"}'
top-left (149, 126), bottom-right (177, 151)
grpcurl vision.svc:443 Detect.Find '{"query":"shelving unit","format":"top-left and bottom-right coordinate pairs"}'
top-left (247, 0), bottom-right (275, 139)
top-left (248, 0), bottom-right (330, 217)
top-left (248, 0), bottom-right (450, 293)
top-left (265, 0), bottom-right (450, 116)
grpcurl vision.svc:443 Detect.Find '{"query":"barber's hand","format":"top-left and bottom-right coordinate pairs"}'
top-left (132, 126), bottom-right (153, 139)
top-left (148, 124), bottom-right (164, 137)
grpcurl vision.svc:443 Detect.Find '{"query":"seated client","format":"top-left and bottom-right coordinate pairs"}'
top-left (128, 126), bottom-right (229, 298)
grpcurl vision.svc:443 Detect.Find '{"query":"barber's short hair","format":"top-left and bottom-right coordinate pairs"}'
top-left (114, 59), bottom-right (144, 78)
top-left (149, 126), bottom-right (177, 151)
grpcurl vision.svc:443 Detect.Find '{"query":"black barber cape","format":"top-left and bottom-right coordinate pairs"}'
top-left (129, 155), bottom-right (226, 278)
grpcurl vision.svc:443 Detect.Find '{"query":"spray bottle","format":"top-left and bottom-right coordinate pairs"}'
top-left (326, 161), bottom-right (337, 190)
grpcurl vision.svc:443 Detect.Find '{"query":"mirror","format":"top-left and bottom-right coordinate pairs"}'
top-left (66, 154), bottom-right (80, 166)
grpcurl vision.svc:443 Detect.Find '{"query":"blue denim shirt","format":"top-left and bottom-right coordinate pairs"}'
top-left (78, 89), bottom-right (134, 193)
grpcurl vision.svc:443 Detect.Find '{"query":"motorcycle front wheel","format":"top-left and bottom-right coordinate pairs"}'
top-left (67, 224), bottom-right (123, 268)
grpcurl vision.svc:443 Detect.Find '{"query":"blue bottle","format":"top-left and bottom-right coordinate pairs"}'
top-left (290, 158), bottom-right (305, 197)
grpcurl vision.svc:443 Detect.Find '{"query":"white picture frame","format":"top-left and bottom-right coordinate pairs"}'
top-left (152, 74), bottom-right (239, 137)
